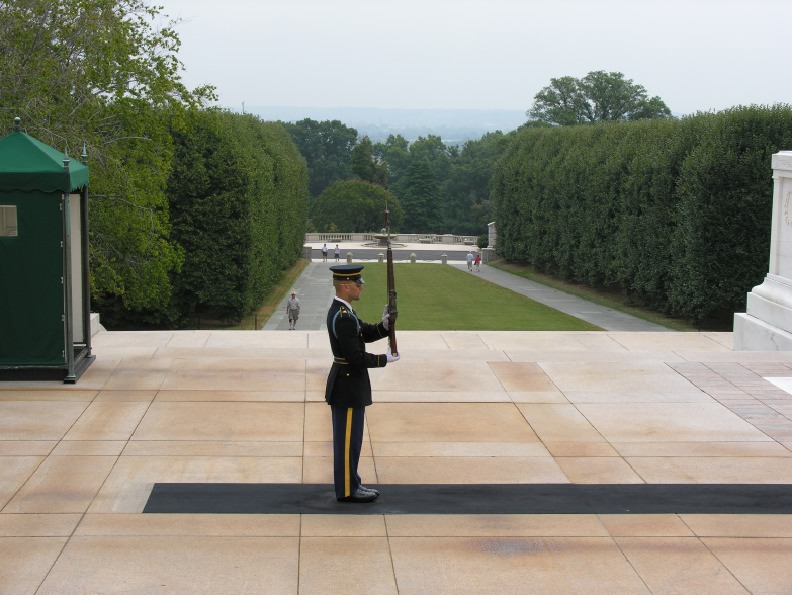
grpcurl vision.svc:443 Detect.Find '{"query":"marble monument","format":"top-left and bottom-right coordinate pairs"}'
top-left (734, 151), bottom-right (792, 350)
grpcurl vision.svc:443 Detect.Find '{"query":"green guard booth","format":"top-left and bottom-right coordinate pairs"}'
top-left (0, 117), bottom-right (94, 383)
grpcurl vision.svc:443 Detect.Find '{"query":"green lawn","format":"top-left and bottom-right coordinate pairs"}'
top-left (350, 263), bottom-right (601, 331)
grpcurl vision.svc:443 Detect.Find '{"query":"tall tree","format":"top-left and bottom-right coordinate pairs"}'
top-left (529, 71), bottom-right (672, 125)
top-left (373, 134), bottom-right (410, 188)
top-left (351, 136), bottom-right (387, 186)
top-left (282, 118), bottom-right (358, 199)
top-left (443, 131), bottom-right (509, 236)
top-left (399, 160), bottom-right (439, 233)
top-left (0, 0), bottom-right (213, 313)
top-left (408, 135), bottom-right (453, 183)
top-left (387, 135), bottom-right (451, 232)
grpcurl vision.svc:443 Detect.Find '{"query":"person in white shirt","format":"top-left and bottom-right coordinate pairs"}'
top-left (285, 291), bottom-right (300, 330)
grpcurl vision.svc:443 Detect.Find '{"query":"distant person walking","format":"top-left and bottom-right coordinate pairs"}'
top-left (334, 244), bottom-right (341, 262)
top-left (322, 244), bottom-right (328, 262)
top-left (474, 253), bottom-right (481, 272)
top-left (285, 291), bottom-right (300, 330)
top-left (466, 250), bottom-right (474, 271)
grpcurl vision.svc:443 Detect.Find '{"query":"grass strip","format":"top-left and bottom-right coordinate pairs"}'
top-left (350, 263), bottom-right (601, 331)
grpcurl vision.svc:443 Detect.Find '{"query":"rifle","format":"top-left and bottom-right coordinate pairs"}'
top-left (384, 204), bottom-right (398, 356)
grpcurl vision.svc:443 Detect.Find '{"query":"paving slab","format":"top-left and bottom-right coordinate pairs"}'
top-left (2, 315), bottom-right (792, 590)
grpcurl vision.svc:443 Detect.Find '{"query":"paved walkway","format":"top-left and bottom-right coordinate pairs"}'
top-left (264, 241), bottom-right (669, 332)
top-left (2, 326), bottom-right (792, 592)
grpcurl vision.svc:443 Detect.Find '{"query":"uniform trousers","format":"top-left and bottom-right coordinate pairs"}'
top-left (331, 405), bottom-right (366, 499)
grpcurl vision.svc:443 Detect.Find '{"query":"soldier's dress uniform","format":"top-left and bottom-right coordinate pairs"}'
top-left (325, 265), bottom-right (389, 501)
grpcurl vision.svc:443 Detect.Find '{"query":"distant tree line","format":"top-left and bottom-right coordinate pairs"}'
top-left (282, 71), bottom-right (672, 239)
top-left (282, 120), bottom-right (509, 238)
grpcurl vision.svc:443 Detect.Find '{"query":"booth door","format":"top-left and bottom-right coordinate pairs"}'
top-left (68, 193), bottom-right (84, 343)
top-left (0, 194), bottom-right (65, 365)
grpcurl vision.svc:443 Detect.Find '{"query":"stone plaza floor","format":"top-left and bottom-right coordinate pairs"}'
top-left (1, 327), bottom-right (792, 593)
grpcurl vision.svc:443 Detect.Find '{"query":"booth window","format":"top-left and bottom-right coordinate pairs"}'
top-left (0, 205), bottom-right (18, 237)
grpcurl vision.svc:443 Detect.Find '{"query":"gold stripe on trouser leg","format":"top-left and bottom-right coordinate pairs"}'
top-left (344, 408), bottom-right (353, 497)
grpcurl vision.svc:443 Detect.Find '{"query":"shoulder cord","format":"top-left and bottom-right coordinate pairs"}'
top-left (332, 308), bottom-right (360, 339)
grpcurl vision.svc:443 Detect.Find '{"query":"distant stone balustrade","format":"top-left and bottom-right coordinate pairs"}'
top-left (304, 232), bottom-right (478, 245)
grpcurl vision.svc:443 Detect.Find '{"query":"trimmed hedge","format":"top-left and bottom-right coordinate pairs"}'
top-left (493, 105), bottom-right (792, 326)
top-left (168, 109), bottom-right (309, 324)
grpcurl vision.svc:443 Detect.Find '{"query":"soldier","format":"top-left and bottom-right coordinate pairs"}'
top-left (325, 265), bottom-right (399, 502)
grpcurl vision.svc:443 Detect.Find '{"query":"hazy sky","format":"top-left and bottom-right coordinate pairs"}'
top-left (155, 0), bottom-right (791, 115)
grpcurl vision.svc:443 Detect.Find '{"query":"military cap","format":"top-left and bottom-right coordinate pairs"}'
top-left (330, 264), bottom-right (365, 284)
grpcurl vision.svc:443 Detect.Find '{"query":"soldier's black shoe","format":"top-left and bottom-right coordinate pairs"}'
top-left (337, 488), bottom-right (378, 503)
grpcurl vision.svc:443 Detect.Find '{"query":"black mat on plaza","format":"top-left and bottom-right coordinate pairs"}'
top-left (143, 483), bottom-right (792, 514)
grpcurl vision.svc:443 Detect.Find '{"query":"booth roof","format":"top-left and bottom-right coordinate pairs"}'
top-left (0, 130), bottom-right (89, 193)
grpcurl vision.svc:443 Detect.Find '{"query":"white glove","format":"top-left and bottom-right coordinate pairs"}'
top-left (381, 305), bottom-right (390, 330)
top-left (386, 346), bottom-right (400, 363)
